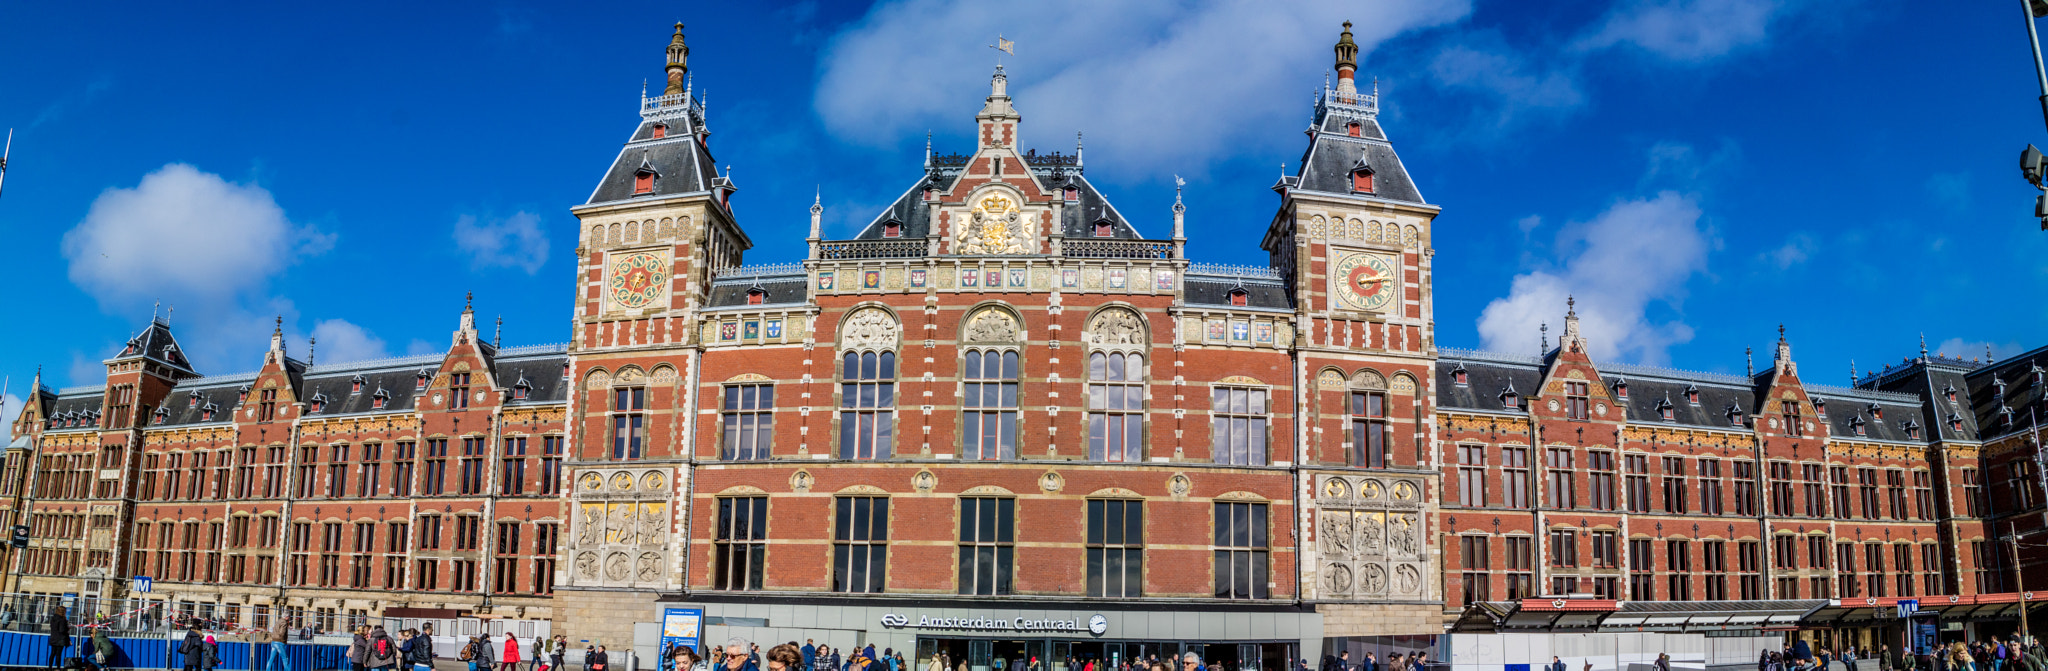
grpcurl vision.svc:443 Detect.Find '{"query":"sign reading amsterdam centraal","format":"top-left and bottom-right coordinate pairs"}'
top-left (880, 613), bottom-right (1109, 636)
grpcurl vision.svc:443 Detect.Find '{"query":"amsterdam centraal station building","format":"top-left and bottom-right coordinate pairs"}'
top-left (10, 21), bottom-right (2048, 671)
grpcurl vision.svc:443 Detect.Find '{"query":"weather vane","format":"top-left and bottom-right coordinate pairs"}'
top-left (990, 34), bottom-right (1014, 65)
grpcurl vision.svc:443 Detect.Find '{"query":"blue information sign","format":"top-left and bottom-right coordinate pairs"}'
top-left (659, 607), bottom-right (704, 671)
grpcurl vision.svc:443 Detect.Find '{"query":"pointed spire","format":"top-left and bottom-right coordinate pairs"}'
top-left (1987, 344), bottom-right (1995, 363)
top-left (495, 315), bottom-right (503, 349)
top-left (1746, 347), bottom-right (1754, 377)
top-left (1171, 175), bottom-right (1187, 245)
top-left (1540, 322), bottom-right (1549, 353)
top-left (1773, 324), bottom-right (1795, 375)
top-left (1919, 333), bottom-right (1929, 361)
top-left (1560, 296), bottom-right (1585, 353)
top-left (0, 128), bottom-right (12, 201)
top-left (1850, 360), bottom-right (1858, 385)
top-left (808, 188), bottom-right (823, 240)
top-left (1075, 131), bottom-right (1084, 167)
top-left (924, 131), bottom-right (933, 167)
top-left (663, 22), bottom-right (689, 96)
top-left (459, 291), bottom-right (476, 333)
top-left (1332, 21), bottom-right (1359, 96)
top-left (308, 335), bottom-right (317, 367)
top-left (269, 315), bottom-right (285, 357)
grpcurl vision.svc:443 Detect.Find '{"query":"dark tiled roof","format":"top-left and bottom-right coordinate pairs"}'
top-left (44, 392), bottom-right (105, 430)
top-left (497, 355), bottom-right (571, 405)
top-left (110, 319), bottom-right (198, 376)
top-left (1294, 115), bottom-right (1424, 205)
top-left (1435, 358), bottom-right (1541, 414)
top-left (1965, 345), bottom-right (2048, 441)
top-left (706, 277), bottom-right (808, 308)
top-left (587, 120), bottom-right (720, 205)
top-left (1617, 377), bottom-right (1754, 429)
top-left (156, 379), bottom-right (250, 427)
top-left (1184, 277), bottom-right (1293, 310)
top-left (848, 163), bottom-right (1140, 241)
top-left (300, 366), bottom-right (432, 417)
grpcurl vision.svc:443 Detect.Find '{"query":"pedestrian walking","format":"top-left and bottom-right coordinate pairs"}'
top-left (506, 634), bottom-right (525, 671)
top-left (179, 626), bottom-right (206, 671)
top-left (551, 636), bottom-right (567, 671)
top-left (352, 625), bottom-right (374, 671)
top-left (369, 626), bottom-right (399, 671)
top-left (591, 646), bottom-right (611, 671)
top-left (47, 605), bottom-right (71, 671)
top-left (723, 639), bottom-right (757, 671)
top-left (269, 624), bottom-right (295, 671)
top-left (88, 627), bottom-right (114, 671)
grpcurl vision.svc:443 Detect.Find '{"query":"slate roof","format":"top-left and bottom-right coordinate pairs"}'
top-left (298, 359), bottom-right (436, 418)
top-left (1294, 102), bottom-right (1426, 205)
top-left (156, 374), bottom-right (256, 427)
top-left (1435, 355), bottom-right (1543, 414)
top-left (495, 352), bottom-right (572, 405)
top-left (108, 318), bottom-right (198, 377)
top-left (43, 392), bottom-right (105, 431)
top-left (586, 117), bottom-right (721, 205)
top-left (706, 275), bottom-right (809, 308)
top-left (1963, 344), bottom-right (2048, 442)
top-left (1870, 358), bottom-right (1985, 443)
top-left (1184, 275), bottom-right (1294, 311)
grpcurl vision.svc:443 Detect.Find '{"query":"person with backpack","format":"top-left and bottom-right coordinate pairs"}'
top-left (401, 628), bottom-right (435, 671)
top-left (368, 626), bottom-right (399, 671)
top-left (178, 626), bottom-right (206, 671)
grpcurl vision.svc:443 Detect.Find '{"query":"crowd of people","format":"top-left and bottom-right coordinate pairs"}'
top-left (1758, 637), bottom-right (2048, 671)
top-left (677, 638), bottom-right (1249, 671)
top-left (1315, 649), bottom-right (1434, 671)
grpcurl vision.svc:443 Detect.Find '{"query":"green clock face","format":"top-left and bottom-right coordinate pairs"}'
top-left (1332, 252), bottom-right (1396, 312)
top-left (608, 252), bottom-right (669, 310)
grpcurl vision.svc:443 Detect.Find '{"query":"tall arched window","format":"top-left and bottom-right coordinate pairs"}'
top-left (962, 349), bottom-right (1018, 460)
top-left (836, 307), bottom-right (902, 461)
top-left (1088, 352), bottom-right (1144, 462)
top-left (1083, 308), bottom-right (1148, 463)
top-left (840, 351), bottom-right (895, 460)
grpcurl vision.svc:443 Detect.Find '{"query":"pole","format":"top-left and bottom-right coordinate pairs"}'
top-left (2015, 521), bottom-right (2032, 644)
top-left (2024, 0), bottom-right (2048, 134)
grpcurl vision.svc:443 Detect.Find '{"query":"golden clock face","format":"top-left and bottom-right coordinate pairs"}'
top-left (608, 252), bottom-right (669, 310)
top-left (1331, 252), bottom-right (1397, 312)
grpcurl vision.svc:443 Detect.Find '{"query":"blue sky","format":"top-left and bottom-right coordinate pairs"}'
top-left (2, 0), bottom-right (2044, 418)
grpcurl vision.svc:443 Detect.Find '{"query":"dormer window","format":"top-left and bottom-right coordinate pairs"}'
top-left (1904, 420), bottom-right (1922, 440)
top-left (238, 386), bottom-right (250, 404)
top-left (1868, 404), bottom-right (1883, 421)
top-left (152, 407), bottom-right (167, 425)
top-left (562, 362), bottom-right (572, 379)
top-left (882, 222), bottom-right (902, 238)
top-left (1814, 398), bottom-right (1828, 419)
top-left (163, 345), bottom-right (179, 363)
top-left (923, 188), bottom-right (936, 202)
top-left (1352, 168), bottom-right (1374, 193)
top-left (1094, 221), bottom-right (1114, 237)
top-left (371, 389), bottom-right (389, 410)
top-left (201, 404), bottom-right (216, 422)
top-left (1726, 406), bottom-right (1744, 427)
top-left (513, 380), bottom-right (532, 401)
top-left (1063, 187), bottom-right (1079, 203)
top-left (1948, 413), bottom-right (1964, 432)
top-left (351, 376), bottom-right (366, 394)
top-left (309, 393), bottom-right (328, 414)
top-left (1451, 363), bottom-right (1468, 386)
top-left (1944, 383), bottom-right (1958, 403)
top-left (1684, 385), bottom-right (1700, 405)
top-left (634, 169), bottom-right (655, 195)
top-left (1613, 378), bottom-right (1628, 399)
top-left (1500, 383), bottom-right (1520, 410)
top-left (188, 391), bottom-right (200, 408)
top-left (416, 371), bottom-right (430, 390)
top-left (651, 123), bottom-right (667, 139)
top-left (1228, 289), bottom-right (1248, 307)
top-left (1658, 399), bottom-right (1675, 422)
top-left (746, 288), bottom-right (766, 306)
top-left (1346, 121), bottom-right (1362, 138)
top-left (1849, 415), bottom-right (1867, 436)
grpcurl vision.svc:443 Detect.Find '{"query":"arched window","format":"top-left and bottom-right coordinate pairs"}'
top-left (1088, 352), bottom-right (1144, 462)
top-left (841, 351), bottom-right (896, 460)
top-left (962, 349), bottom-right (1018, 460)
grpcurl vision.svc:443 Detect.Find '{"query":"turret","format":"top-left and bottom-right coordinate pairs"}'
top-left (1333, 21), bottom-right (1359, 96)
top-left (664, 23), bottom-right (689, 95)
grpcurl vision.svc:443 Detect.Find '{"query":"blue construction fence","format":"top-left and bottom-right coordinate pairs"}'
top-left (0, 630), bottom-right (349, 670)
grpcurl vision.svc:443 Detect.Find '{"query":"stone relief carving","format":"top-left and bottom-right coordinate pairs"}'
top-left (911, 470), bottom-right (937, 493)
top-left (1038, 471), bottom-right (1064, 494)
top-left (790, 470), bottom-right (815, 493)
top-left (603, 552), bottom-right (630, 581)
top-left (1088, 308), bottom-right (1146, 348)
top-left (578, 505), bottom-right (604, 545)
top-left (1167, 473), bottom-right (1192, 497)
top-left (964, 309), bottom-right (1019, 343)
top-left (636, 552), bottom-right (662, 582)
top-left (606, 503), bottom-right (636, 544)
top-left (575, 551), bottom-right (598, 579)
top-left (1316, 474), bottom-right (1430, 601)
top-left (838, 308), bottom-right (901, 351)
top-left (957, 194), bottom-right (1031, 254)
top-left (637, 503), bottom-right (666, 545)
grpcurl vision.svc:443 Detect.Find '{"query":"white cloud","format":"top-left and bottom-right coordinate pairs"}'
top-left (815, 0), bottom-right (1470, 173)
top-left (1764, 232), bottom-right (1815, 269)
top-left (1515, 215), bottom-right (1543, 235)
top-left (1935, 338), bottom-right (2025, 362)
top-left (405, 339), bottom-right (440, 356)
top-left (1477, 191), bottom-right (1709, 365)
top-left (310, 319), bottom-right (392, 365)
top-left (1576, 0), bottom-right (1790, 62)
top-left (454, 212), bottom-right (550, 274)
top-left (1427, 40), bottom-right (1584, 128)
top-left (61, 164), bottom-right (331, 376)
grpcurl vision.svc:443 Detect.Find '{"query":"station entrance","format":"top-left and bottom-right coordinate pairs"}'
top-left (916, 637), bottom-right (1291, 671)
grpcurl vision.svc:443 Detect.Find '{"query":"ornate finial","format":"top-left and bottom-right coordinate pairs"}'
top-left (1850, 360), bottom-right (1858, 385)
top-left (1747, 347), bottom-right (1754, 377)
top-left (495, 315), bottom-right (503, 349)
top-left (308, 335), bottom-right (316, 366)
top-left (1076, 131), bottom-right (1084, 166)
top-left (663, 22), bottom-right (689, 95)
top-left (273, 315), bottom-right (283, 336)
top-left (152, 300), bottom-right (160, 321)
top-left (1540, 322), bottom-right (1549, 352)
top-left (1919, 333), bottom-right (1928, 359)
top-left (465, 291), bottom-right (474, 312)
top-left (1334, 21), bottom-right (1357, 70)
top-left (924, 131), bottom-right (933, 165)
top-left (1174, 175), bottom-right (1185, 205)
top-left (1566, 295), bottom-right (1575, 318)
top-left (1988, 344), bottom-right (1995, 363)
top-left (1777, 323), bottom-right (1785, 341)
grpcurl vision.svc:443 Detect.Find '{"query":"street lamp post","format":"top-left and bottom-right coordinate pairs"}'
top-left (2019, 0), bottom-right (2048, 228)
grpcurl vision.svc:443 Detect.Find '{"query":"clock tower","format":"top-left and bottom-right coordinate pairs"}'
top-left (556, 22), bottom-right (737, 647)
top-left (1271, 22), bottom-right (1447, 638)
